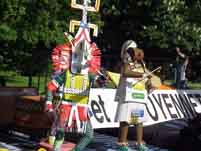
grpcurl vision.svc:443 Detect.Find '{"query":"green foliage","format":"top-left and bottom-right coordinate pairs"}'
top-left (101, 0), bottom-right (201, 56)
top-left (0, 24), bottom-right (17, 41)
top-left (144, 0), bottom-right (201, 51)
top-left (1, 0), bottom-right (201, 77)
top-left (0, 0), bottom-right (102, 75)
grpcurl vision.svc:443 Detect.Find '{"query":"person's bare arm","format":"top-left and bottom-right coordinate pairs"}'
top-left (176, 47), bottom-right (186, 58)
top-left (123, 64), bottom-right (144, 77)
top-left (184, 57), bottom-right (189, 66)
top-left (123, 71), bottom-right (144, 77)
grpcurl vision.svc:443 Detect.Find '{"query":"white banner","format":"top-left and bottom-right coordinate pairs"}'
top-left (88, 89), bottom-right (201, 129)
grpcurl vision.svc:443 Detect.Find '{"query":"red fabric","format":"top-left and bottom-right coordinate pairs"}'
top-left (46, 103), bottom-right (53, 111)
top-left (73, 29), bottom-right (91, 46)
top-left (59, 104), bottom-right (89, 127)
top-left (88, 43), bottom-right (101, 74)
top-left (47, 82), bottom-right (57, 92)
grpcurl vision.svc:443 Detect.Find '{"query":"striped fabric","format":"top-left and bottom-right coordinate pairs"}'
top-left (73, 122), bottom-right (94, 151)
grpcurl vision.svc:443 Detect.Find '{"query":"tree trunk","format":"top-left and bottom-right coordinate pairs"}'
top-left (28, 75), bottom-right (32, 87)
top-left (44, 71), bottom-right (48, 93)
top-left (37, 74), bottom-right (41, 92)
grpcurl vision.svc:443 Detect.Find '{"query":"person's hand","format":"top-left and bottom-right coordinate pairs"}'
top-left (128, 64), bottom-right (135, 71)
top-left (143, 73), bottom-right (152, 79)
top-left (176, 47), bottom-right (180, 53)
top-left (46, 91), bottom-right (53, 112)
top-left (45, 101), bottom-right (54, 112)
top-left (147, 74), bottom-right (152, 79)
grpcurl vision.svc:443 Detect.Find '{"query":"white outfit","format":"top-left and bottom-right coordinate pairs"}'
top-left (115, 71), bottom-right (148, 124)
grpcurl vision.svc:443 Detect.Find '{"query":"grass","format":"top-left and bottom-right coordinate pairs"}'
top-left (0, 71), bottom-right (50, 95)
top-left (164, 80), bottom-right (201, 90)
top-left (188, 82), bottom-right (201, 89)
top-left (7, 76), bottom-right (49, 95)
top-left (1, 71), bottom-right (201, 96)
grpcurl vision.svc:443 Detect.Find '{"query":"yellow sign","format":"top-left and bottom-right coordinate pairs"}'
top-left (107, 71), bottom-right (120, 86)
top-left (69, 20), bottom-right (98, 36)
top-left (71, 0), bottom-right (100, 12)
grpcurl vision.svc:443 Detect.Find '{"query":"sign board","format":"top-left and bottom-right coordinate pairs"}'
top-left (88, 89), bottom-right (201, 129)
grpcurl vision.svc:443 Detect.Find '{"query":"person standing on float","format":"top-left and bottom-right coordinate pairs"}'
top-left (115, 40), bottom-right (153, 151)
top-left (46, 38), bottom-right (101, 151)
top-left (175, 47), bottom-right (189, 89)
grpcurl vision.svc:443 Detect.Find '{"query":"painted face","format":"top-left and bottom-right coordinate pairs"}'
top-left (60, 50), bottom-right (71, 70)
top-left (52, 44), bottom-right (72, 72)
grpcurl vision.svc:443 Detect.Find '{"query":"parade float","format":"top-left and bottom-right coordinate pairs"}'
top-left (0, 0), bottom-right (201, 150)
top-left (0, 0), bottom-right (200, 136)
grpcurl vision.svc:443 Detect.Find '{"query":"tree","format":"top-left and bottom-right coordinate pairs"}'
top-left (142, 0), bottom-right (201, 51)
top-left (1, 0), bottom-right (201, 81)
top-left (100, 0), bottom-right (201, 55)
top-left (0, 0), bottom-right (102, 86)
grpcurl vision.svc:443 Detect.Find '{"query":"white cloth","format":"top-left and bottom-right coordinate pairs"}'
top-left (115, 74), bottom-right (148, 124)
top-left (180, 63), bottom-right (187, 81)
top-left (117, 102), bottom-right (147, 123)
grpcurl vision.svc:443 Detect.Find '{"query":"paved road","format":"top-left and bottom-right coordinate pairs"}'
top-left (0, 119), bottom-right (189, 151)
top-left (0, 133), bottom-right (173, 151)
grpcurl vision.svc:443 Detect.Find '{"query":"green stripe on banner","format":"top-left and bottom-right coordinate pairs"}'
top-left (132, 93), bottom-right (144, 99)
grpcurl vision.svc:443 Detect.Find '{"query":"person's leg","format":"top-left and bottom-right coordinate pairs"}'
top-left (136, 123), bottom-right (148, 151)
top-left (184, 79), bottom-right (188, 89)
top-left (53, 128), bottom-right (65, 151)
top-left (118, 122), bottom-right (129, 144)
top-left (71, 121), bottom-right (94, 151)
top-left (53, 104), bottom-right (68, 150)
top-left (48, 111), bottom-right (59, 145)
top-left (181, 80), bottom-right (188, 89)
top-left (181, 80), bottom-right (185, 89)
top-left (117, 122), bottom-right (129, 151)
top-left (136, 123), bottom-right (143, 145)
top-left (176, 65), bottom-right (181, 88)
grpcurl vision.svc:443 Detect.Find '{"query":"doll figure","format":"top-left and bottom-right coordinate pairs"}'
top-left (46, 37), bottom-right (101, 151)
top-left (116, 40), bottom-right (153, 151)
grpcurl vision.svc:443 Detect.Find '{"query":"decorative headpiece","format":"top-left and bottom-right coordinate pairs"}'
top-left (51, 0), bottom-right (101, 75)
top-left (121, 40), bottom-right (137, 63)
top-left (69, 0), bottom-right (101, 75)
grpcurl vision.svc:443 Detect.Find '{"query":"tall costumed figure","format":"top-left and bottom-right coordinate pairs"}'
top-left (46, 0), bottom-right (101, 150)
top-left (115, 40), bottom-right (161, 151)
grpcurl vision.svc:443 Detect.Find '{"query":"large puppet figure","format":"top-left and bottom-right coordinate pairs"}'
top-left (116, 40), bottom-right (156, 151)
top-left (46, 34), bottom-right (101, 151)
